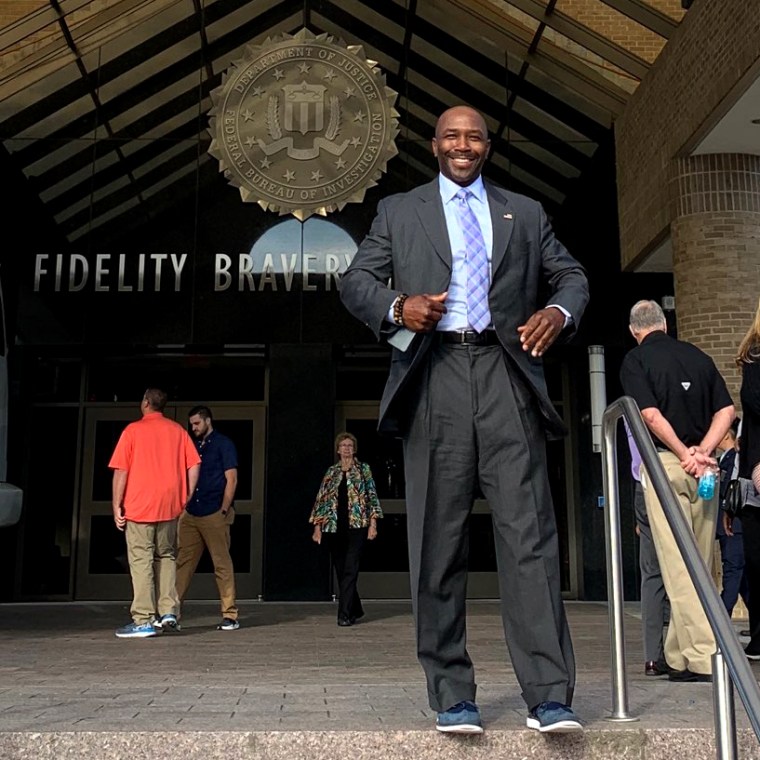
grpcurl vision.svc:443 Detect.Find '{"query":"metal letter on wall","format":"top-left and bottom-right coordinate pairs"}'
top-left (208, 28), bottom-right (399, 221)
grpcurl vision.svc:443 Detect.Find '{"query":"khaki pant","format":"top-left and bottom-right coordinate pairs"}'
top-left (642, 453), bottom-right (718, 674)
top-left (175, 509), bottom-right (237, 620)
top-left (125, 519), bottom-right (179, 624)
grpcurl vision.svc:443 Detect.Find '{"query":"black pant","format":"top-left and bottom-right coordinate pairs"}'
top-left (403, 344), bottom-right (574, 712)
top-left (634, 482), bottom-right (669, 662)
top-left (325, 528), bottom-right (367, 621)
top-left (741, 508), bottom-right (760, 650)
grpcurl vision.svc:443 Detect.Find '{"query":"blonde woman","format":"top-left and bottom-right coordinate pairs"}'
top-left (736, 301), bottom-right (760, 659)
top-left (309, 433), bottom-right (382, 626)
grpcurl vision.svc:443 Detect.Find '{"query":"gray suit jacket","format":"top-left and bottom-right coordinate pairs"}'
top-left (340, 178), bottom-right (589, 438)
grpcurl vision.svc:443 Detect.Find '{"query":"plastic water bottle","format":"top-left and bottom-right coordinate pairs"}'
top-left (698, 469), bottom-right (716, 500)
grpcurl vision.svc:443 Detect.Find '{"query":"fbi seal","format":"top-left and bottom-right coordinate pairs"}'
top-left (208, 28), bottom-right (399, 220)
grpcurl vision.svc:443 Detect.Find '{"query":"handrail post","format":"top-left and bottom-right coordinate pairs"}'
top-left (713, 649), bottom-right (737, 760)
top-left (602, 396), bottom-right (760, 749)
top-left (601, 410), bottom-right (638, 722)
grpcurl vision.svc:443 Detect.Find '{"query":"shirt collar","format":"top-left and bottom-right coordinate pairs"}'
top-left (641, 330), bottom-right (669, 345)
top-left (197, 430), bottom-right (215, 448)
top-left (438, 173), bottom-right (487, 205)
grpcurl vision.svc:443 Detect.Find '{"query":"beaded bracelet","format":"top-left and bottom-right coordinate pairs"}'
top-left (393, 294), bottom-right (408, 326)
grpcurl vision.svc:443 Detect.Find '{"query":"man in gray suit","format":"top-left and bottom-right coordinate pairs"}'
top-left (340, 106), bottom-right (588, 733)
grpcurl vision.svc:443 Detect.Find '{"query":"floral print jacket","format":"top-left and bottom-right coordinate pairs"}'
top-left (309, 460), bottom-right (383, 532)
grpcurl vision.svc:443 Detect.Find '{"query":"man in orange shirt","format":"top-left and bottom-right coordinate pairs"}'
top-left (109, 388), bottom-right (201, 639)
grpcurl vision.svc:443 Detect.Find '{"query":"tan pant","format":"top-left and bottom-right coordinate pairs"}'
top-left (175, 509), bottom-right (237, 620)
top-left (642, 453), bottom-right (718, 674)
top-left (125, 519), bottom-right (179, 624)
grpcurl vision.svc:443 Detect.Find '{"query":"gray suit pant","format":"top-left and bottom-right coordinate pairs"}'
top-left (403, 341), bottom-right (575, 712)
top-left (634, 482), bottom-right (667, 663)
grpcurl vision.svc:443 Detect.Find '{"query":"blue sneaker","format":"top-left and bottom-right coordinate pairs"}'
top-left (158, 614), bottom-right (181, 632)
top-left (526, 702), bottom-right (582, 733)
top-left (115, 622), bottom-right (157, 639)
top-left (436, 700), bottom-right (483, 734)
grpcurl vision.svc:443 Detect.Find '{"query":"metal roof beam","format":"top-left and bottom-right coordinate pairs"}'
top-left (2, 0), bottom-right (299, 139)
top-left (321, 0), bottom-right (605, 144)
top-left (59, 141), bottom-right (202, 236)
top-left (356, 0), bottom-right (613, 135)
top-left (44, 118), bottom-right (205, 215)
top-left (499, 0), bottom-right (649, 79)
top-left (0, 0), bottom-right (92, 54)
top-left (426, 0), bottom-right (629, 114)
top-left (318, 6), bottom-right (588, 176)
top-left (396, 0), bottom-right (417, 85)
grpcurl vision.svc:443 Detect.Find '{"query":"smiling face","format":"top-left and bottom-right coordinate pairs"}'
top-left (432, 107), bottom-right (490, 187)
top-left (337, 438), bottom-right (355, 457)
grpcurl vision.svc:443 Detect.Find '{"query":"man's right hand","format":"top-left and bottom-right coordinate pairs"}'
top-left (312, 525), bottom-right (322, 545)
top-left (402, 292), bottom-right (448, 332)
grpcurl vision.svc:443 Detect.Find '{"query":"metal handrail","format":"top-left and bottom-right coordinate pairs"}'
top-left (601, 396), bottom-right (760, 746)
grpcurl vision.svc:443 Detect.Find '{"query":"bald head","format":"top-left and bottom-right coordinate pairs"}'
top-left (435, 106), bottom-right (488, 140)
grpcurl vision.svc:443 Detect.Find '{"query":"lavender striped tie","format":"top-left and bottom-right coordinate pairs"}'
top-left (455, 189), bottom-right (490, 333)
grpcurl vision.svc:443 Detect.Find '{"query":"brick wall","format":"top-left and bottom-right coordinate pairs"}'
top-left (670, 154), bottom-right (760, 408)
top-left (615, 0), bottom-right (760, 270)
top-left (556, 0), bottom-right (683, 64)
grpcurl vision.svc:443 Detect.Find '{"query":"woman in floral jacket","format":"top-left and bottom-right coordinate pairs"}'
top-left (310, 432), bottom-right (383, 626)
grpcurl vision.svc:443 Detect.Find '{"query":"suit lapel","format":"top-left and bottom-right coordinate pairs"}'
top-left (487, 182), bottom-right (514, 279)
top-left (415, 179), bottom-right (452, 269)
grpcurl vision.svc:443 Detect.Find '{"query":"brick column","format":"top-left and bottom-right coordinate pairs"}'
top-left (670, 154), bottom-right (760, 408)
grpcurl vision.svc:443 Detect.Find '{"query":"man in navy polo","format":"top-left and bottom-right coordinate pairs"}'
top-left (176, 405), bottom-right (240, 630)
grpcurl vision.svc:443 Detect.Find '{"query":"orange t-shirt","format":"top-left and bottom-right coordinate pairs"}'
top-left (108, 412), bottom-right (201, 523)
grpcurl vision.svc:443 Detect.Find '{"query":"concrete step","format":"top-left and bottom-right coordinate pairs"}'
top-left (2, 729), bottom-right (760, 760)
top-left (2, 602), bottom-right (759, 759)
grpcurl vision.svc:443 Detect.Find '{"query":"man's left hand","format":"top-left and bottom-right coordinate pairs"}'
top-left (368, 521), bottom-right (378, 541)
top-left (517, 307), bottom-right (564, 357)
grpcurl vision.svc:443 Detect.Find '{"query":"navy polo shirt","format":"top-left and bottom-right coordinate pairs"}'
top-left (187, 430), bottom-right (238, 517)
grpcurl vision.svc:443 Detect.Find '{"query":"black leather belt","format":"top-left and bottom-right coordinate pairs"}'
top-left (437, 330), bottom-right (500, 346)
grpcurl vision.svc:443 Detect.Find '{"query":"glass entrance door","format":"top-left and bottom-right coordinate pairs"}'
top-left (74, 403), bottom-right (265, 600)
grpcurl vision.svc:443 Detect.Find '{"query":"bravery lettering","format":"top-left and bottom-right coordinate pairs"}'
top-left (32, 253), bottom-right (355, 293)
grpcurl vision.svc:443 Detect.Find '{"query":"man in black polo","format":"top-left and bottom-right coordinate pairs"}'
top-left (176, 406), bottom-right (240, 631)
top-left (621, 300), bottom-right (734, 682)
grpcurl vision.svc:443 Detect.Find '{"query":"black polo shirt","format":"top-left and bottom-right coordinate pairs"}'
top-left (620, 330), bottom-right (733, 449)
